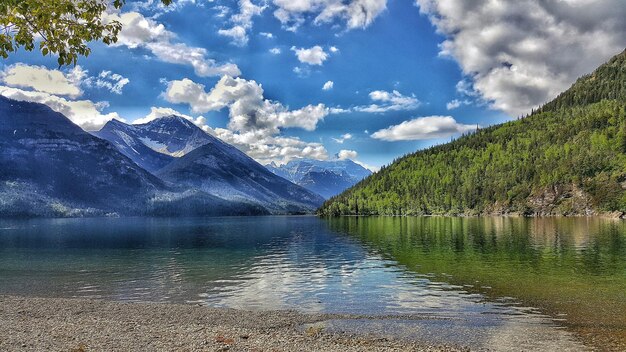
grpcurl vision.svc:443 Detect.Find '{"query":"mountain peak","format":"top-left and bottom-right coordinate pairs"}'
top-left (100, 118), bottom-right (133, 131)
top-left (94, 114), bottom-right (224, 171)
top-left (138, 115), bottom-right (197, 130)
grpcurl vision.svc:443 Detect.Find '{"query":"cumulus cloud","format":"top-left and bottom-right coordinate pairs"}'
top-left (210, 127), bottom-right (329, 165)
top-left (1, 64), bottom-right (84, 98)
top-left (371, 115), bottom-right (477, 141)
top-left (273, 0), bottom-right (387, 32)
top-left (218, 0), bottom-right (267, 46)
top-left (269, 47), bottom-right (282, 55)
top-left (0, 86), bottom-right (121, 131)
top-left (337, 149), bottom-right (358, 160)
top-left (292, 46), bottom-right (329, 65)
top-left (415, 0), bottom-right (626, 116)
top-left (332, 133), bottom-right (352, 143)
top-left (0, 64), bottom-right (132, 130)
top-left (105, 11), bottom-right (240, 77)
top-left (163, 76), bottom-right (332, 164)
top-left (322, 80), bottom-right (334, 90)
top-left (164, 76), bottom-right (329, 133)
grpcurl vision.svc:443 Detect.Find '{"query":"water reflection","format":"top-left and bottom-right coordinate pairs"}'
top-left (0, 216), bottom-right (623, 350)
top-left (326, 216), bottom-right (626, 350)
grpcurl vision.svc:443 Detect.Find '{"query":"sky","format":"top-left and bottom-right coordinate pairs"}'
top-left (1, 0), bottom-right (625, 170)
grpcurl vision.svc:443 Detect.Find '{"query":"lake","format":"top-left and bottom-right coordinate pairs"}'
top-left (0, 216), bottom-right (624, 350)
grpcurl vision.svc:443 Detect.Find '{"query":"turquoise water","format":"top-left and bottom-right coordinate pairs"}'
top-left (0, 216), bottom-right (624, 350)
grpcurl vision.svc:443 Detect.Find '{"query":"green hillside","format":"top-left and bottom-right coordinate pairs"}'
top-left (319, 50), bottom-right (626, 217)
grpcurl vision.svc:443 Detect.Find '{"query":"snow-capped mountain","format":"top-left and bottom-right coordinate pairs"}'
top-left (157, 142), bottom-right (325, 214)
top-left (0, 96), bottom-right (326, 216)
top-left (0, 96), bottom-right (161, 216)
top-left (93, 116), bottom-right (215, 173)
top-left (0, 96), bottom-right (267, 217)
top-left (97, 112), bottom-right (325, 214)
top-left (266, 159), bottom-right (372, 199)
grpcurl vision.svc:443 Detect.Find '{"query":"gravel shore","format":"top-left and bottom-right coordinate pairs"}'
top-left (0, 296), bottom-right (464, 351)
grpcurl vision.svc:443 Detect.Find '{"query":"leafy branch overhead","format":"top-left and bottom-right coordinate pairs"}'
top-left (0, 0), bottom-right (171, 66)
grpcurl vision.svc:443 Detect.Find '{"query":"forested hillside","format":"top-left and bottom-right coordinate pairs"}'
top-left (319, 50), bottom-right (626, 217)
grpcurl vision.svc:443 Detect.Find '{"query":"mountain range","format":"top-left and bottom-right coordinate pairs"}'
top-left (0, 97), bottom-right (325, 217)
top-left (266, 159), bottom-right (372, 199)
top-left (320, 49), bottom-right (626, 217)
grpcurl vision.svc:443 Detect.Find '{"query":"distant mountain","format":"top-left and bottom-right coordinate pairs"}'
top-left (266, 159), bottom-right (372, 198)
top-left (0, 96), bottom-right (266, 217)
top-left (95, 115), bottom-right (324, 214)
top-left (320, 49), bottom-right (626, 217)
top-left (93, 116), bottom-right (215, 173)
top-left (157, 143), bottom-right (325, 214)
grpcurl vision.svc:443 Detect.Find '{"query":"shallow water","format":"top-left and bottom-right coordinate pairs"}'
top-left (0, 216), bottom-right (623, 350)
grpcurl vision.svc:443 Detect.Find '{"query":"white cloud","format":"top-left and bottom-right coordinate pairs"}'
top-left (213, 5), bottom-right (231, 18)
top-left (273, 0), bottom-right (387, 32)
top-left (162, 76), bottom-right (333, 164)
top-left (0, 86), bottom-right (121, 131)
top-left (415, 0), bottom-right (626, 116)
top-left (446, 99), bottom-right (471, 110)
top-left (218, 0), bottom-right (266, 46)
top-left (0, 64), bottom-right (131, 130)
top-left (372, 115), bottom-right (477, 141)
top-left (131, 0), bottom-right (199, 17)
top-left (211, 127), bottom-right (329, 165)
top-left (164, 76), bottom-right (329, 132)
top-left (260, 32), bottom-right (274, 38)
top-left (322, 80), bottom-right (334, 90)
top-left (326, 90), bottom-right (420, 115)
top-left (292, 46), bottom-right (329, 65)
top-left (1, 64), bottom-right (83, 98)
top-left (332, 133), bottom-right (352, 143)
top-left (355, 90), bottom-right (420, 113)
top-left (84, 71), bottom-right (130, 95)
top-left (269, 47), bottom-right (282, 55)
top-left (329, 46), bottom-right (339, 53)
top-left (337, 149), bottom-right (358, 160)
top-left (446, 99), bottom-right (461, 110)
top-left (105, 11), bottom-right (240, 77)
top-left (293, 66), bottom-right (311, 78)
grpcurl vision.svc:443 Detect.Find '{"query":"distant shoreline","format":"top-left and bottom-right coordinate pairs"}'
top-left (317, 212), bottom-right (626, 219)
top-left (0, 295), bottom-right (459, 352)
top-left (1, 212), bottom-right (625, 220)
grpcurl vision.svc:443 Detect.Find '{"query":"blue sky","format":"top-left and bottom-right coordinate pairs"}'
top-left (1, 0), bottom-right (624, 169)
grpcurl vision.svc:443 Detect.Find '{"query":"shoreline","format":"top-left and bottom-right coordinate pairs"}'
top-left (0, 295), bottom-right (462, 351)
top-left (2, 212), bottom-right (625, 220)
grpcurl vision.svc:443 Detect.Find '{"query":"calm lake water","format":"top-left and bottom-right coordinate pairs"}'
top-left (0, 216), bottom-right (624, 350)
